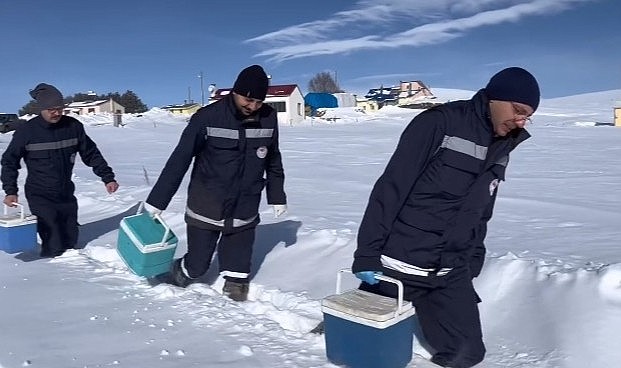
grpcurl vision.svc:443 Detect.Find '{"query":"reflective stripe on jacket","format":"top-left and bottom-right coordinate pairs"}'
top-left (353, 90), bottom-right (529, 275)
top-left (0, 115), bottom-right (115, 200)
top-left (146, 95), bottom-right (286, 232)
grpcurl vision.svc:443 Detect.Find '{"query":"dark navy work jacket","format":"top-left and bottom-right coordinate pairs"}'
top-left (352, 90), bottom-right (529, 277)
top-left (146, 94), bottom-right (286, 233)
top-left (1, 115), bottom-right (115, 201)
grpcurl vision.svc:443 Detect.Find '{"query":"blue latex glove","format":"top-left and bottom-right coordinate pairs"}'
top-left (355, 271), bottom-right (383, 285)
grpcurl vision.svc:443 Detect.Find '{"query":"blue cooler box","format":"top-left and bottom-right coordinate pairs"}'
top-left (0, 204), bottom-right (38, 254)
top-left (117, 210), bottom-right (177, 278)
top-left (322, 270), bottom-right (415, 368)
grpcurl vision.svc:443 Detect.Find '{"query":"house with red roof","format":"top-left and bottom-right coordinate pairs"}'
top-left (210, 84), bottom-right (305, 125)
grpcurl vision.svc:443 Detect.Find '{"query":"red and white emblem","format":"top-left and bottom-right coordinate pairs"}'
top-left (256, 146), bottom-right (268, 158)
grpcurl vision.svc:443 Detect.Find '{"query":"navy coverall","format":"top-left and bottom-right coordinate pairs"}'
top-left (1, 115), bottom-right (116, 256)
top-left (353, 90), bottom-right (529, 368)
top-left (147, 94), bottom-right (286, 281)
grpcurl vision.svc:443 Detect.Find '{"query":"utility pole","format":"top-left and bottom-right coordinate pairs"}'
top-left (198, 71), bottom-right (205, 106)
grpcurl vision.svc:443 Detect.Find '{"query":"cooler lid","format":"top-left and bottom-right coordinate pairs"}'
top-left (121, 212), bottom-right (177, 246)
top-left (0, 214), bottom-right (37, 226)
top-left (322, 289), bottom-right (413, 322)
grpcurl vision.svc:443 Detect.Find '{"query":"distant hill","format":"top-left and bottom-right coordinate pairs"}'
top-left (429, 88), bottom-right (621, 127)
top-left (430, 88), bottom-right (476, 102)
top-left (542, 89), bottom-right (621, 106)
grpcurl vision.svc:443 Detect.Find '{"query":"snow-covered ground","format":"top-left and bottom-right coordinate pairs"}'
top-left (1, 89), bottom-right (621, 368)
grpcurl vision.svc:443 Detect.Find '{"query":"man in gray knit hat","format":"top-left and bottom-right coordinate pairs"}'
top-left (1, 83), bottom-right (119, 257)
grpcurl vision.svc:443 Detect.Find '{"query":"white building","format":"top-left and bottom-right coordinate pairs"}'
top-left (332, 92), bottom-right (357, 107)
top-left (65, 99), bottom-right (125, 115)
top-left (210, 84), bottom-right (305, 125)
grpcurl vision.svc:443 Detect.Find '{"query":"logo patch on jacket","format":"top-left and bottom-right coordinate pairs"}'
top-left (256, 146), bottom-right (268, 158)
top-left (489, 179), bottom-right (499, 196)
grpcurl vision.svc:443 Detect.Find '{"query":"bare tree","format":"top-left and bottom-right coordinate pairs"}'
top-left (308, 72), bottom-right (343, 93)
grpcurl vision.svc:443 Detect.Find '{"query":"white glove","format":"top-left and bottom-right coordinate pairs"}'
top-left (143, 202), bottom-right (163, 216)
top-left (273, 204), bottom-right (287, 218)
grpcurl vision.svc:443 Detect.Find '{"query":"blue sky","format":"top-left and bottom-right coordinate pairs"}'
top-left (1, 0), bottom-right (619, 112)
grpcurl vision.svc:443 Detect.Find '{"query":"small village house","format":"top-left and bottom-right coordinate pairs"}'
top-left (397, 80), bottom-right (437, 107)
top-left (161, 102), bottom-right (202, 115)
top-left (355, 96), bottom-right (379, 112)
top-left (210, 84), bottom-right (305, 125)
top-left (65, 98), bottom-right (125, 115)
top-left (615, 102), bottom-right (621, 127)
top-left (362, 86), bottom-right (399, 109)
top-left (359, 80), bottom-right (440, 110)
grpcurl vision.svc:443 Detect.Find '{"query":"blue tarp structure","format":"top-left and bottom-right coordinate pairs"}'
top-left (304, 93), bottom-right (338, 114)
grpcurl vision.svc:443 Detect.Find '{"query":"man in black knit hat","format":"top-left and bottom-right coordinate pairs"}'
top-left (351, 67), bottom-right (539, 367)
top-left (145, 65), bottom-right (287, 301)
top-left (1, 83), bottom-right (119, 257)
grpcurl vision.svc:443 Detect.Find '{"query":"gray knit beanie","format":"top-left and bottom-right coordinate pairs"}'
top-left (29, 83), bottom-right (64, 109)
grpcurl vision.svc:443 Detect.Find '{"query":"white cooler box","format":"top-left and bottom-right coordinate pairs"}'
top-left (322, 269), bottom-right (415, 368)
top-left (0, 203), bottom-right (38, 254)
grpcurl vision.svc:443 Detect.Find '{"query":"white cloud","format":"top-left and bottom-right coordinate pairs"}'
top-left (248, 0), bottom-right (595, 63)
top-left (351, 72), bottom-right (441, 82)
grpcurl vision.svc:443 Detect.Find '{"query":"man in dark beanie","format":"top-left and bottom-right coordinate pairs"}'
top-left (145, 64), bottom-right (287, 302)
top-left (484, 66), bottom-right (539, 136)
top-left (1, 83), bottom-right (119, 257)
top-left (350, 67), bottom-right (539, 367)
top-left (233, 64), bottom-right (269, 101)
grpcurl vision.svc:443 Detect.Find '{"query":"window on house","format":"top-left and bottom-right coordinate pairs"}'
top-left (266, 101), bottom-right (286, 112)
top-left (88, 108), bottom-right (95, 113)
top-left (297, 103), bottom-right (302, 116)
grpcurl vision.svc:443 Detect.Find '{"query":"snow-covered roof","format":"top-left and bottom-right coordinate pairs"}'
top-left (66, 100), bottom-right (109, 108)
top-left (211, 84), bottom-right (299, 100)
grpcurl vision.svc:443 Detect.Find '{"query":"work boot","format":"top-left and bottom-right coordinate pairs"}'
top-left (170, 258), bottom-right (193, 288)
top-left (222, 280), bottom-right (249, 301)
top-left (40, 247), bottom-right (65, 258)
top-left (430, 353), bottom-right (453, 367)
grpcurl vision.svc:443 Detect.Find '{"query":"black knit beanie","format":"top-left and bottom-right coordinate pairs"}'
top-left (29, 83), bottom-right (64, 109)
top-left (233, 65), bottom-right (269, 101)
top-left (485, 67), bottom-right (540, 111)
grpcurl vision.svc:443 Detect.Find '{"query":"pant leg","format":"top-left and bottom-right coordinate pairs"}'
top-left (28, 198), bottom-right (64, 256)
top-left (36, 217), bottom-right (51, 249)
top-left (361, 268), bottom-right (485, 368)
top-left (183, 225), bottom-right (220, 278)
top-left (58, 197), bottom-right (79, 249)
top-left (413, 270), bottom-right (486, 368)
top-left (217, 227), bottom-right (255, 282)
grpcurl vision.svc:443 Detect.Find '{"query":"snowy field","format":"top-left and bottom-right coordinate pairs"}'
top-left (1, 89), bottom-right (621, 368)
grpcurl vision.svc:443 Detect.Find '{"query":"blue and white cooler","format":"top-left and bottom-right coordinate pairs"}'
top-left (117, 203), bottom-right (178, 278)
top-left (0, 203), bottom-right (38, 254)
top-left (322, 269), bottom-right (416, 368)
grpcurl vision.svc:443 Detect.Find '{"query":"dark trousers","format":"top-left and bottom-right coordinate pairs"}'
top-left (361, 267), bottom-right (485, 368)
top-left (183, 225), bottom-right (255, 281)
top-left (27, 194), bottom-right (79, 256)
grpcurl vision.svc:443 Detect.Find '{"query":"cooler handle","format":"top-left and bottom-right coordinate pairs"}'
top-left (136, 201), bottom-right (145, 215)
top-left (153, 212), bottom-right (171, 247)
top-left (3, 203), bottom-right (26, 220)
top-left (137, 201), bottom-right (172, 247)
top-left (336, 268), bottom-right (406, 317)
